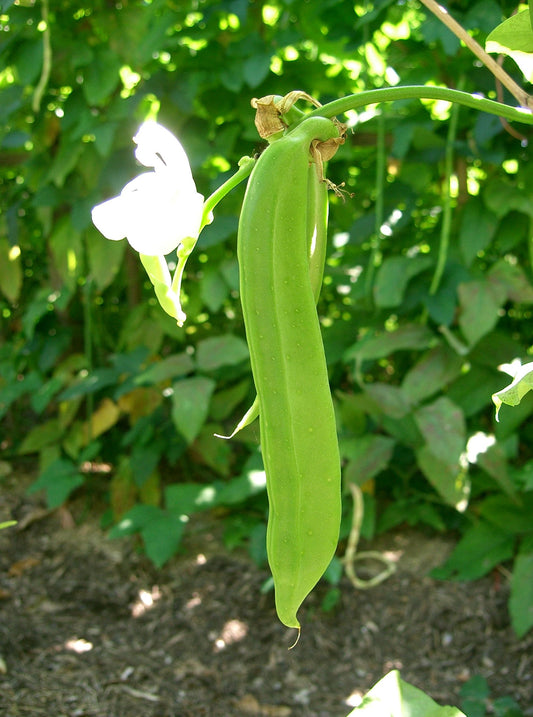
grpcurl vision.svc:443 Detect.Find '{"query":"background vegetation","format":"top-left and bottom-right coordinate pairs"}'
top-left (2, 0), bottom-right (533, 637)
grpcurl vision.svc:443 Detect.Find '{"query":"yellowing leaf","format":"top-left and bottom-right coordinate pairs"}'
top-left (118, 387), bottom-right (162, 423)
top-left (83, 398), bottom-right (120, 442)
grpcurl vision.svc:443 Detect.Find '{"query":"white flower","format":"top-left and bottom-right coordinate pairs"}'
top-left (91, 121), bottom-right (204, 256)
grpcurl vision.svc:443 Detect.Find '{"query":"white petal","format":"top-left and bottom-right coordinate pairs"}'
top-left (91, 197), bottom-right (128, 241)
top-left (133, 121), bottom-right (194, 188)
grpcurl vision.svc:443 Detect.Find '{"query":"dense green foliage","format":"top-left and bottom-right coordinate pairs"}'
top-left (2, 0), bottom-right (533, 636)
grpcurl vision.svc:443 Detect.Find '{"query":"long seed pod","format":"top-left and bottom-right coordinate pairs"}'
top-left (237, 116), bottom-right (342, 629)
top-left (217, 160), bottom-right (330, 440)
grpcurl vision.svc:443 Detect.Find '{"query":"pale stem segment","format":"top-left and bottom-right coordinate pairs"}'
top-left (307, 86), bottom-right (533, 125)
top-left (419, 0), bottom-right (533, 110)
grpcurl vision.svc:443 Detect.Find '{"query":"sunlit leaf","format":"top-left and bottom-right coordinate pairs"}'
top-left (0, 238), bottom-right (22, 303)
top-left (348, 669), bottom-right (465, 716)
top-left (492, 362), bottom-right (533, 420)
top-left (486, 9), bottom-right (533, 82)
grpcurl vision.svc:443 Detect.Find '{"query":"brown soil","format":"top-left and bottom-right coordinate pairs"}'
top-left (1, 469), bottom-right (532, 717)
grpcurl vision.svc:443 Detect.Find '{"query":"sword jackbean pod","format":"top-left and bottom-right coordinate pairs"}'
top-left (237, 116), bottom-right (342, 630)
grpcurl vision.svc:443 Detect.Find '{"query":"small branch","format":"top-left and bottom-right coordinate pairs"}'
top-left (342, 483), bottom-right (396, 590)
top-left (32, 0), bottom-right (52, 113)
top-left (419, 0), bottom-right (533, 110)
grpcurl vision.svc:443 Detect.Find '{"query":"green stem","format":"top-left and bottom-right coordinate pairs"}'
top-left (365, 108), bottom-right (386, 297)
top-left (302, 86), bottom-right (533, 125)
top-left (199, 155), bottom-right (255, 232)
top-left (83, 279), bottom-right (94, 444)
top-left (170, 156), bottom-right (256, 301)
top-left (429, 93), bottom-right (461, 295)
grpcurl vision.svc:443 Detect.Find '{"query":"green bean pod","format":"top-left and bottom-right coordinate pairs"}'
top-left (218, 161), bottom-right (330, 441)
top-left (237, 116), bottom-right (341, 629)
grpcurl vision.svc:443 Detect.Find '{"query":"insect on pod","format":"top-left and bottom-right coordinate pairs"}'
top-left (237, 116), bottom-right (343, 631)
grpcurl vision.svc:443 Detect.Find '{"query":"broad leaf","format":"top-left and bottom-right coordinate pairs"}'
top-left (374, 255), bottom-right (432, 308)
top-left (0, 238), bottom-right (22, 303)
top-left (486, 9), bottom-right (533, 82)
top-left (196, 335), bottom-right (250, 371)
top-left (459, 199), bottom-right (497, 266)
top-left (345, 324), bottom-right (434, 362)
top-left (27, 458), bottom-right (84, 509)
top-left (414, 397), bottom-right (466, 465)
top-left (347, 669), bottom-right (465, 716)
top-left (457, 280), bottom-right (506, 347)
top-left (416, 445), bottom-right (470, 510)
top-left (171, 376), bottom-right (216, 444)
top-left (402, 345), bottom-right (463, 404)
top-left (431, 520), bottom-right (515, 581)
top-left (342, 434), bottom-right (395, 486)
top-left (510, 548), bottom-right (533, 637)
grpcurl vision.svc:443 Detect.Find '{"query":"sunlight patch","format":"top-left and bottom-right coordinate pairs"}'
top-left (131, 585), bottom-right (162, 618)
top-left (64, 637), bottom-right (93, 653)
top-left (212, 619), bottom-right (248, 651)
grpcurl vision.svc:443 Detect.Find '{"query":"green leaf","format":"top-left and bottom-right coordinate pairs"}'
top-left (141, 511), bottom-right (186, 567)
top-left (402, 345), bottom-right (463, 404)
top-left (492, 362), bottom-right (533, 420)
top-left (27, 458), bottom-right (84, 509)
top-left (459, 199), bottom-right (498, 266)
top-left (345, 324), bottom-right (434, 362)
top-left (414, 397), bottom-right (465, 466)
top-left (171, 376), bottom-right (216, 444)
top-left (475, 441), bottom-right (517, 499)
top-left (165, 482), bottom-right (218, 513)
top-left (414, 397), bottom-right (469, 508)
top-left (362, 383), bottom-right (412, 419)
top-left (488, 259), bottom-right (533, 303)
top-left (509, 549), bottom-right (533, 637)
top-left (342, 434), bottom-right (395, 487)
top-left (18, 419), bottom-right (62, 455)
top-left (486, 9), bottom-right (533, 82)
top-left (348, 669), bottom-right (465, 716)
top-left (483, 178), bottom-right (533, 218)
top-left (416, 445), bottom-right (470, 510)
top-left (200, 267), bottom-right (229, 312)
top-left (431, 520), bottom-right (515, 581)
top-left (48, 216), bottom-right (83, 290)
top-left (82, 47), bottom-right (122, 106)
top-left (457, 279), bottom-right (506, 347)
top-left (108, 504), bottom-right (162, 537)
top-left (242, 53), bottom-right (272, 87)
top-left (196, 335), bottom-right (249, 371)
top-left (86, 226), bottom-right (126, 291)
top-left (135, 353), bottom-right (195, 385)
top-left (0, 238), bottom-right (22, 303)
top-left (216, 468), bottom-right (267, 505)
top-left (479, 493), bottom-right (533, 534)
top-left (374, 255), bottom-right (432, 308)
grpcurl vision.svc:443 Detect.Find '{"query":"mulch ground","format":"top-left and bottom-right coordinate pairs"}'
top-left (1, 470), bottom-right (532, 716)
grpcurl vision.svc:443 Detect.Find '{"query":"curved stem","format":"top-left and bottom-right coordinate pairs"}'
top-left (170, 156), bottom-right (256, 316)
top-left (304, 86), bottom-right (533, 125)
top-left (32, 0), bottom-right (52, 113)
top-left (200, 155), bottom-right (255, 231)
top-left (430, 89), bottom-right (461, 295)
top-left (365, 108), bottom-right (386, 297)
